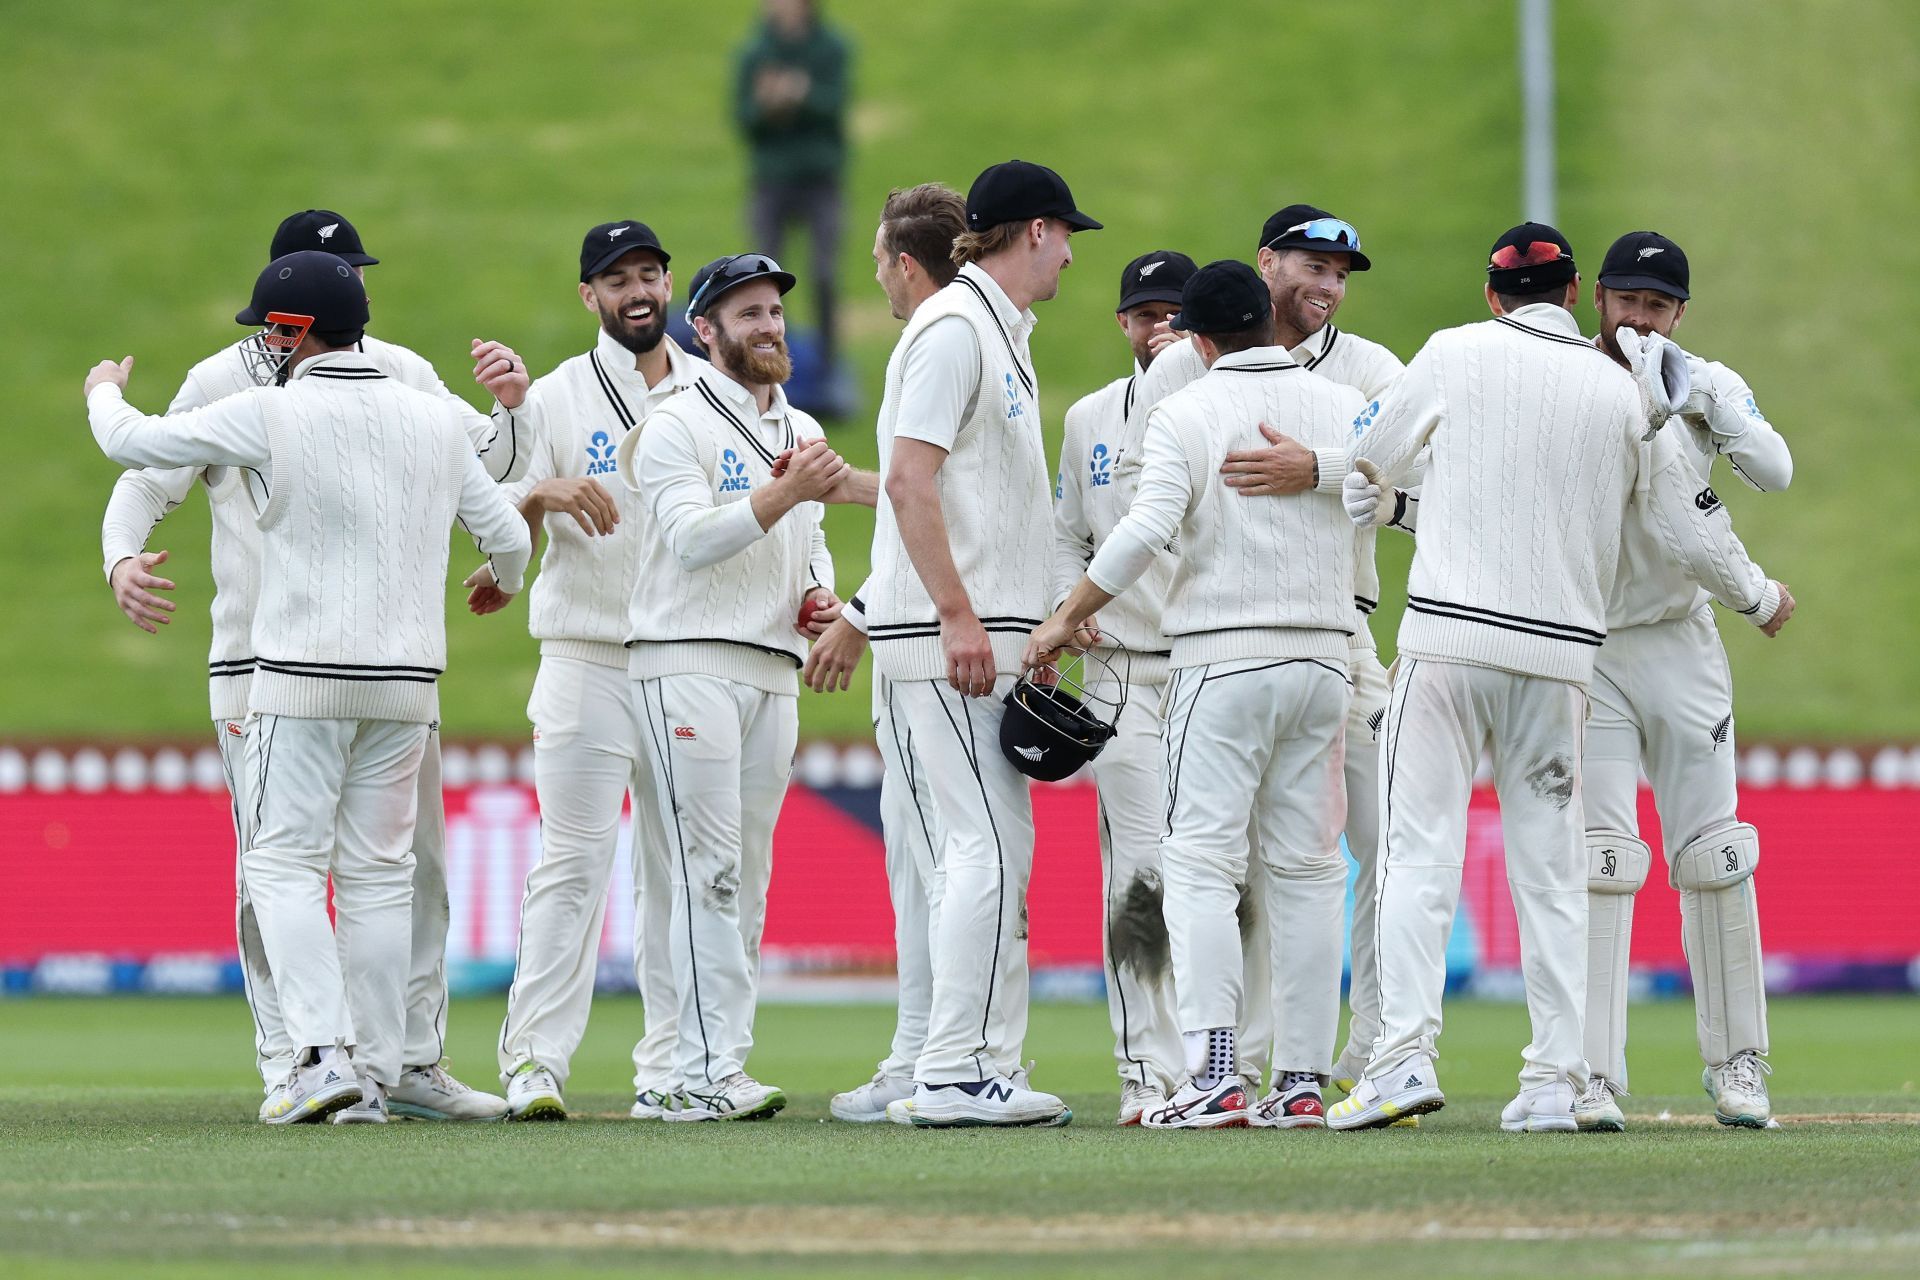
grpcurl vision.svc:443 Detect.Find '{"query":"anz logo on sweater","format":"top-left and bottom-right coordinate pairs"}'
top-left (585, 429), bottom-right (617, 476)
top-left (1352, 399), bottom-right (1382, 438)
top-left (1089, 442), bottom-right (1113, 487)
top-left (718, 448), bottom-right (754, 493)
top-left (1004, 371), bottom-right (1026, 420)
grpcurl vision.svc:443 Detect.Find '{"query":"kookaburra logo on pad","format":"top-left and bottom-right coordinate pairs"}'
top-left (1637, 246), bottom-right (1664, 259)
top-left (318, 223), bottom-right (339, 241)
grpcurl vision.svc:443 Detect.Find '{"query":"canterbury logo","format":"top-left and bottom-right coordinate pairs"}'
top-left (1137, 260), bottom-right (1165, 277)
top-left (317, 223), bottom-right (339, 241)
top-left (673, 726), bottom-right (697, 740)
top-left (1695, 487), bottom-right (1722, 513)
top-left (1636, 246), bottom-right (1665, 259)
top-left (225, 721), bottom-right (244, 737)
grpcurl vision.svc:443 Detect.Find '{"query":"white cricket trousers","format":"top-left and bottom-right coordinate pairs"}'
top-left (497, 656), bottom-right (676, 1092)
top-left (888, 676), bottom-right (1034, 1085)
top-left (1369, 658), bottom-right (1590, 1093)
top-left (1333, 649), bottom-right (1392, 1081)
top-left (225, 718), bottom-right (453, 1088)
top-left (1584, 605), bottom-right (1766, 1086)
top-left (874, 677), bottom-right (943, 1080)
top-left (633, 673), bottom-right (796, 1087)
top-left (242, 714), bottom-right (429, 1087)
top-left (1159, 659), bottom-right (1350, 1076)
top-left (1087, 674), bottom-right (1182, 1092)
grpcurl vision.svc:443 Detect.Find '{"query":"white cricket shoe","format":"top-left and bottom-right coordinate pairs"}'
top-left (1500, 1080), bottom-right (1578, 1133)
top-left (629, 1087), bottom-right (681, 1121)
top-left (671, 1073), bottom-right (787, 1122)
top-left (257, 1078), bottom-right (294, 1124)
top-left (1704, 1051), bottom-right (1772, 1129)
top-left (260, 1051), bottom-right (362, 1125)
top-left (1328, 1057), bottom-right (1445, 1131)
top-left (1142, 1077), bottom-right (1251, 1130)
top-left (1575, 1076), bottom-right (1626, 1132)
top-left (1249, 1072), bottom-right (1326, 1129)
top-left (505, 1062), bottom-right (567, 1122)
top-left (388, 1063), bottom-right (508, 1121)
top-left (330, 1078), bottom-right (390, 1125)
top-left (885, 1078), bottom-right (1072, 1128)
top-left (1116, 1079), bottom-right (1166, 1127)
top-left (831, 1072), bottom-right (914, 1124)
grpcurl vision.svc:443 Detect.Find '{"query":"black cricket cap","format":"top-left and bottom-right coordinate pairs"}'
top-left (269, 210), bottom-right (378, 267)
top-left (580, 220), bottom-right (671, 282)
top-left (1170, 260), bottom-right (1272, 336)
top-left (1258, 203), bottom-right (1372, 271)
top-left (965, 160), bottom-right (1103, 232)
top-left (1487, 222), bottom-right (1577, 292)
top-left (1117, 250), bottom-right (1197, 312)
top-left (684, 253), bottom-right (797, 321)
top-left (1597, 230), bottom-right (1689, 300)
top-left (235, 251), bottom-right (371, 329)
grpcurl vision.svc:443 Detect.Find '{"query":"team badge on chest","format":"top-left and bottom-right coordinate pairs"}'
top-left (718, 447), bottom-right (754, 493)
top-left (585, 429), bottom-right (617, 476)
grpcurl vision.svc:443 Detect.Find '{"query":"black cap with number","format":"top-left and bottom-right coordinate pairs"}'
top-left (269, 210), bottom-right (378, 267)
top-left (965, 160), bottom-right (1103, 232)
top-left (1598, 231), bottom-right (1690, 300)
top-left (1169, 260), bottom-right (1271, 335)
top-left (1487, 222), bottom-right (1577, 291)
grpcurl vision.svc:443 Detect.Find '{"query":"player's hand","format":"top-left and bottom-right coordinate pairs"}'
top-left (770, 447), bottom-right (794, 478)
top-left (773, 439), bottom-right (850, 503)
top-left (803, 616), bottom-right (868, 692)
top-left (1222, 423), bottom-right (1316, 496)
top-left (110, 548), bottom-right (176, 633)
top-left (942, 607), bottom-right (996, 697)
top-left (463, 562), bottom-right (515, 615)
top-left (1760, 580), bottom-right (1795, 638)
top-left (1075, 613), bottom-right (1103, 650)
top-left (799, 587), bottom-right (841, 638)
top-left (85, 357), bottom-right (134, 397)
top-left (529, 477), bottom-right (619, 536)
top-left (472, 339), bottom-right (530, 411)
top-left (1147, 321), bottom-right (1184, 359)
top-left (1022, 613), bottom-right (1079, 675)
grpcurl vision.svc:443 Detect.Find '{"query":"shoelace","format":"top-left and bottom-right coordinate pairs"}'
top-left (1578, 1077), bottom-right (1615, 1104)
top-left (419, 1064), bottom-right (470, 1094)
top-left (1721, 1053), bottom-right (1771, 1091)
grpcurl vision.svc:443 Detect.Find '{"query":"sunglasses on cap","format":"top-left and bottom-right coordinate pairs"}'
top-left (1490, 241), bottom-right (1568, 270)
top-left (1265, 217), bottom-right (1363, 252)
top-left (685, 253), bottom-right (794, 321)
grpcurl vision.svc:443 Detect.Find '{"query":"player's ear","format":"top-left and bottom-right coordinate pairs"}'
top-left (578, 282), bottom-right (597, 313)
top-left (1483, 283), bottom-right (1504, 317)
top-left (1114, 311), bottom-right (1128, 334)
top-left (1671, 300), bottom-right (1686, 330)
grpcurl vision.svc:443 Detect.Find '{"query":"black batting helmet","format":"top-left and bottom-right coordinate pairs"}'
top-left (1000, 649), bottom-right (1125, 782)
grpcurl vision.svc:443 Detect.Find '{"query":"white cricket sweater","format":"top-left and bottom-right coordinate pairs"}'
top-left (616, 369), bottom-right (832, 697)
top-left (1134, 323), bottom-right (1405, 649)
top-left (1608, 348), bottom-right (1794, 628)
top-left (1089, 347), bottom-right (1361, 668)
top-left (1352, 304), bottom-right (1777, 687)
top-left (866, 264), bottom-right (1054, 681)
top-left (99, 334), bottom-right (528, 720)
top-left (505, 331), bottom-right (708, 669)
top-left (90, 351), bottom-right (532, 722)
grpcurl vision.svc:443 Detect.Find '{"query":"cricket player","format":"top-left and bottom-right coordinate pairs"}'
top-left (87, 251), bottom-right (533, 1123)
top-left (1574, 232), bottom-right (1795, 1131)
top-left (806, 184), bottom-right (970, 1123)
top-left (869, 159), bottom-right (1101, 1128)
top-left (1132, 204), bottom-right (1407, 1107)
top-left (1326, 224), bottom-right (1792, 1133)
top-left (617, 253), bottom-right (861, 1121)
top-left (1028, 260), bottom-right (1360, 1130)
top-left (98, 210), bottom-right (528, 1121)
top-left (473, 221), bottom-right (708, 1122)
top-left (1048, 248), bottom-right (1199, 1124)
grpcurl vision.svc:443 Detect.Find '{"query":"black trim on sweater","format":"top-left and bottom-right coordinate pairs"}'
top-left (954, 274), bottom-right (1035, 398)
top-left (1405, 593), bottom-right (1606, 646)
top-left (589, 351), bottom-right (637, 429)
top-left (1304, 326), bottom-right (1339, 370)
top-left (622, 635), bottom-right (803, 669)
top-left (1494, 315), bottom-right (1607, 353)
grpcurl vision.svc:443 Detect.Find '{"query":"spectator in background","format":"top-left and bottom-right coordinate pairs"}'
top-left (735, 0), bottom-right (854, 416)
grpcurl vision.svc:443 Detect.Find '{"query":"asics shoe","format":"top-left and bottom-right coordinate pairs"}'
top-left (1249, 1072), bottom-right (1326, 1129)
top-left (1141, 1077), bottom-right (1250, 1130)
top-left (672, 1073), bottom-right (787, 1122)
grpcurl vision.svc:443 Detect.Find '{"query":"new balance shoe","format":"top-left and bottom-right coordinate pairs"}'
top-left (629, 1087), bottom-right (681, 1121)
top-left (1703, 1051), bottom-right (1772, 1129)
top-left (830, 1072), bottom-right (914, 1124)
top-left (885, 1077), bottom-right (1072, 1128)
top-left (505, 1062), bottom-right (567, 1122)
top-left (1328, 1058), bottom-right (1445, 1131)
top-left (672, 1073), bottom-right (786, 1122)
top-left (1141, 1077), bottom-right (1250, 1130)
top-left (1249, 1072), bottom-right (1325, 1129)
top-left (1575, 1075), bottom-right (1626, 1132)
top-left (389, 1063), bottom-right (508, 1121)
top-left (1116, 1079), bottom-right (1167, 1127)
top-left (330, 1078), bottom-right (390, 1125)
top-left (1500, 1079), bottom-right (1577, 1132)
top-left (260, 1049), bottom-right (362, 1125)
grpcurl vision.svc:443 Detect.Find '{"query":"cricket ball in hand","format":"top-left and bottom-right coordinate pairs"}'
top-left (798, 596), bottom-right (824, 631)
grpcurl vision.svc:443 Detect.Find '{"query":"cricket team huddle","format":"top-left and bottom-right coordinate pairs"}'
top-left (84, 156), bottom-right (1794, 1133)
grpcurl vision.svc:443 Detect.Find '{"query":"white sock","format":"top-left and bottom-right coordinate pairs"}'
top-left (1184, 1027), bottom-right (1236, 1090)
top-left (315, 1044), bottom-right (346, 1070)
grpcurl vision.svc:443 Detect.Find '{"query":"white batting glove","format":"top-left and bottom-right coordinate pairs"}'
top-left (1618, 327), bottom-right (1690, 439)
top-left (1343, 462), bottom-right (1389, 528)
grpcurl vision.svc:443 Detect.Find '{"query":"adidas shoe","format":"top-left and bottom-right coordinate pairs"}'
top-left (1328, 1058), bottom-right (1445, 1131)
top-left (1141, 1077), bottom-right (1250, 1130)
top-left (885, 1077), bottom-right (1072, 1128)
top-left (505, 1061), bottom-right (567, 1122)
top-left (1116, 1079), bottom-right (1167, 1127)
top-left (1574, 1075), bottom-right (1626, 1132)
top-left (257, 1077), bottom-right (294, 1124)
top-left (260, 1049), bottom-right (362, 1125)
top-left (389, 1063), bottom-right (508, 1122)
top-left (330, 1078), bottom-right (390, 1125)
top-left (672, 1073), bottom-right (787, 1122)
top-left (629, 1086), bottom-right (681, 1121)
top-left (830, 1072), bottom-right (914, 1124)
top-left (1249, 1072), bottom-right (1326, 1129)
top-left (1500, 1079), bottom-right (1577, 1133)
top-left (1703, 1051), bottom-right (1772, 1129)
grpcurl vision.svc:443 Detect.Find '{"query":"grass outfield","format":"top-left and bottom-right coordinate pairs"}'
top-left (1, 996), bottom-right (1916, 1278)
top-left (7, 1), bottom-right (1912, 743)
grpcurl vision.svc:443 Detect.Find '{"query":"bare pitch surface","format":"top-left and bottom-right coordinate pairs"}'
top-left (2, 996), bottom-right (1916, 1277)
